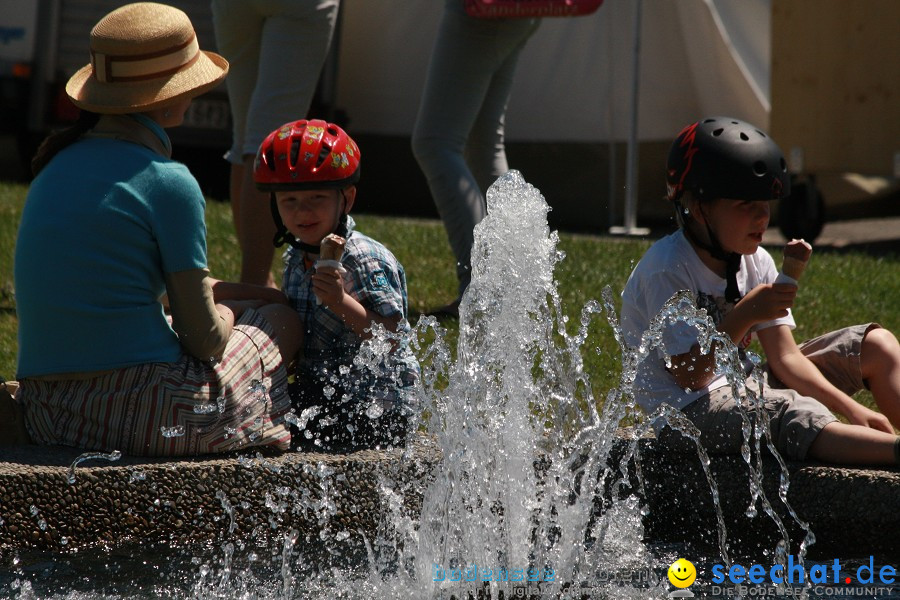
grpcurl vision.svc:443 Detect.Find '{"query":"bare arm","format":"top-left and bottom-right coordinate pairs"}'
top-left (669, 283), bottom-right (797, 390)
top-left (208, 277), bottom-right (289, 306)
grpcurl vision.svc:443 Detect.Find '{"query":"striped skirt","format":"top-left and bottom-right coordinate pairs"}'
top-left (19, 309), bottom-right (292, 456)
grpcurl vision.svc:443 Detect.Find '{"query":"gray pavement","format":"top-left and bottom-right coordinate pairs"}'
top-left (763, 216), bottom-right (900, 251)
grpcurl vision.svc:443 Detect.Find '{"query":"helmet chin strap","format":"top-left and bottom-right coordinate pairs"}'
top-left (679, 202), bottom-right (743, 304)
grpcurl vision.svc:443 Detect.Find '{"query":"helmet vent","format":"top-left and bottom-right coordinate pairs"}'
top-left (740, 132), bottom-right (750, 141)
top-left (756, 129), bottom-right (767, 138)
top-left (316, 145), bottom-right (331, 169)
top-left (752, 160), bottom-right (767, 176)
top-left (264, 147), bottom-right (275, 171)
top-left (289, 139), bottom-right (301, 167)
top-left (712, 128), bottom-right (724, 137)
top-left (780, 158), bottom-right (787, 172)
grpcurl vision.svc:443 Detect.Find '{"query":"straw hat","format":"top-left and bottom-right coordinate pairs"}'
top-left (65, 2), bottom-right (228, 114)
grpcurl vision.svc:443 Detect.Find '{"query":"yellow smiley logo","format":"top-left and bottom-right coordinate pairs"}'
top-left (668, 558), bottom-right (696, 588)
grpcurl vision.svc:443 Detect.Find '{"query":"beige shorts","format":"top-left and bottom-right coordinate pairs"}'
top-left (19, 309), bottom-right (292, 457)
top-left (658, 324), bottom-right (878, 461)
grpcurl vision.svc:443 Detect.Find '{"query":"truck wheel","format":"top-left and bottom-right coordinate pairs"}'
top-left (778, 179), bottom-right (825, 242)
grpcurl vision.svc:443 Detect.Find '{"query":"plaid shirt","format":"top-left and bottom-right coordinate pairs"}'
top-left (282, 217), bottom-right (418, 406)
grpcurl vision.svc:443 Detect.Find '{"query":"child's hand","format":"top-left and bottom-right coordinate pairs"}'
top-left (844, 402), bottom-right (895, 434)
top-left (311, 269), bottom-right (346, 307)
top-left (735, 283), bottom-right (797, 324)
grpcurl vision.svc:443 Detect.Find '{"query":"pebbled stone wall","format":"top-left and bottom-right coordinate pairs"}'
top-left (2, 433), bottom-right (898, 563)
top-left (0, 437), bottom-right (440, 566)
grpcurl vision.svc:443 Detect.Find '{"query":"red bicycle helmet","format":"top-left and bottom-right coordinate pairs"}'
top-left (254, 119), bottom-right (361, 191)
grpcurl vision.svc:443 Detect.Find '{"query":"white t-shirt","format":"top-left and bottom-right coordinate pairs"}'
top-left (620, 230), bottom-right (795, 415)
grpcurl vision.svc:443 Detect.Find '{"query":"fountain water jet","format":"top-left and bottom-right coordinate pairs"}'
top-left (376, 170), bottom-right (671, 599)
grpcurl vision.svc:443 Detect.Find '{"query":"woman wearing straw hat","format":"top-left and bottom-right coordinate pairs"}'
top-left (12, 2), bottom-right (304, 456)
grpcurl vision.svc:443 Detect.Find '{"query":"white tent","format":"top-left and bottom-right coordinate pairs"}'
top-left (336, 0), bottom-right (771, 142)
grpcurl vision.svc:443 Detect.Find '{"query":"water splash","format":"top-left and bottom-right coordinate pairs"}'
top-left (66, 450), bottom-right (122, 485)
top-left (160, 425), bottom-right (186, 438)
top-left (193, 402), bottom-right (219, 415)
top-left (343, 170), bottom-right (666, 599)
top-left (371, 171), bottom-right (810, 598)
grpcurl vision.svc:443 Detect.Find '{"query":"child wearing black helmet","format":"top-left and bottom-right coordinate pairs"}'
top-left (621, 116), bottom-right (900, 465)
top-left (254, 119), bottom-right (419, 452)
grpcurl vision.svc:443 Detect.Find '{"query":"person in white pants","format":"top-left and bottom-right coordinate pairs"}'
top-left (212, 0), bottom-right (340, 286)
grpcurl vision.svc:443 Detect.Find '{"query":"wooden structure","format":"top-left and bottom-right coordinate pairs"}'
top-left (770, 0), bottom-right (900, 177)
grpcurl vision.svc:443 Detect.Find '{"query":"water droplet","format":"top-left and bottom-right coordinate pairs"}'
top-left (66, 450), bottom-right (122, 484)
top-left (216, 396), bottom-right (227, 413)
top-left (364, 402), bottom-right (384, 419)
top-left (335, 531), bottom-right (350, 541)
top-left (193, 402), bottom-right (218, 414)
top-left (249, 379), bottom-right (267, 401)
top-left (159, 425), bottom-right (185, 438)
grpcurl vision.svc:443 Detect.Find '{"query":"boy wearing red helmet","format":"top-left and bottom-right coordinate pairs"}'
top-left (255, 120), bottom-right (419, 452)
top-left (621, 117), bottom-right (900, 465)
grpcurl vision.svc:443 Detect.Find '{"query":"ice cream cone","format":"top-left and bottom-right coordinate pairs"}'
top-left (782, 256), bottom-right (807, 281)
top-left (319, 233), bottom-right (345, 262)
top-left (314, 234), bottom-right (346, 305)
top-left (777, 238), bottom-right (812, 285)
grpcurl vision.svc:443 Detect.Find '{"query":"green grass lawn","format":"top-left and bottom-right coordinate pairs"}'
top-left (3, 179), bottom-right (900, 415)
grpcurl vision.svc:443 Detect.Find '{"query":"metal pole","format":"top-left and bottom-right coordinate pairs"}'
top-left (609, 0), bottom-right (649, 236)
top-left (606, 0), bottom-right (618, 230)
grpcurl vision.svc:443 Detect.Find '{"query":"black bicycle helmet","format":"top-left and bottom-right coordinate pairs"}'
top-left (666, 116), bottom-right (790, 204)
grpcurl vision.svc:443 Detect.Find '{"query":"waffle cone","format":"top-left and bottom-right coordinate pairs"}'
top-left (781, 256), bottom-right (807, 281)
top-left (320, 234), bottom-right (345, 261)
top-left (781, 238), bottom-right (812, 281)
